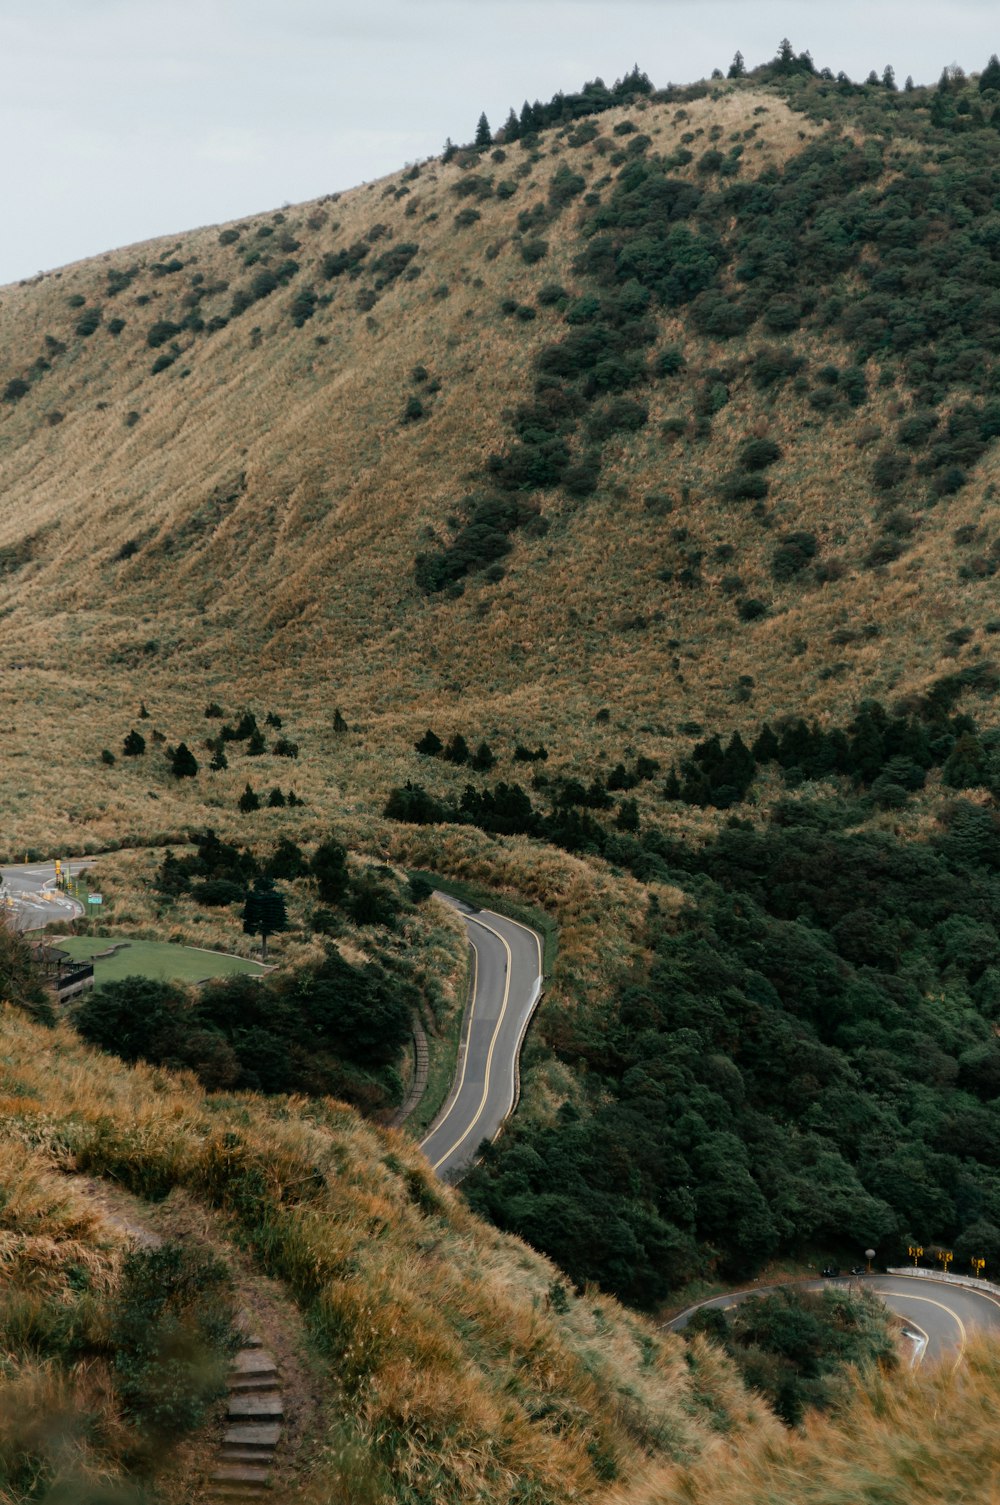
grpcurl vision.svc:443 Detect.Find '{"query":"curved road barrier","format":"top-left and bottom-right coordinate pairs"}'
top-left (420, 894), bottom-right (543, 1181)
top-left (1, 858), bottom-right (89, 931)
top-left (664, 1273), bottom-right (1000, 1367)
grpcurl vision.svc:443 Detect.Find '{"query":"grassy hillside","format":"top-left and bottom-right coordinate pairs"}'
top-left (0, 1002), bottom-right (776, 1503)
top-left (607, 1335), bottom-right (1000, 1505)
top-left (0, 64), bottom-right (996, 866)
top-left (4, 46), bottom-right (1000, 1499)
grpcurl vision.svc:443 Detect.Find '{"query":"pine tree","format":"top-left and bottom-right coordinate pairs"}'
top-left (267, 787), bottom-right (286, 807)
top-left (415, 728), bottom-right (443, 757)
top-left (312, 838), bottom-right (350, 905)
top-left (727, 50), bottom-right (746, 79)
top-left (904, 75), bottom-right (915, 92)
top-left (980, 54), bottom-right (1000, 93)
top-left (443, 733), bottom-right (470, 765)
top-left (170, 742), bottom-right (198, 778)
top-left (615, 798), bottom-right (640, 832)
top-left (246, 727), bottom-right (267, 756)
top-left (503, 106), bottom-right (521, 142)
top-left (209, 746), bottom-right (228, 772)
top-left (751, 724), bottom-right (780, 763)
top-left (138, 701), bottom-right (150, 719)
top-left (332, 708), bottom-right (348, 736)
top-left (238, 783), bottom-right (260, 813)
top-left (775, 38), bottom-right (796, 73)
top-left (663, 768), bottom-right (681, 800)
top-left (942, 733), bottom-right (990, 789)
top-left (474, 112), bottom-right (492, 148)
top-left (471, 741), bottom-right (495, 772)
top-left (519, 100), bottom-right (534, 135)
top-left (269, 838), bottom-right (307, 880)
top-left (883, 64), bottom-right (897, 91)
top-left (123, 729), bottom-right (146, 757)
top-left (242, 877), bottom-right (287, 961)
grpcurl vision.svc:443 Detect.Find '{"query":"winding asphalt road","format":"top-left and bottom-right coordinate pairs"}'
top-left (420, 895), bottom-right (543, 1182)
top-left (9, 858), bottom-right (999, 1368)
top-left (1, 858), bottom-right (88, 931)
top-left (665, 1273), bottom-right (1000, 1366)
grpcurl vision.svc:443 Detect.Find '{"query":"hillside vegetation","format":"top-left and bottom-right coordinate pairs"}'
top-left (1, 55), bottom-right (997, 865)
top-left (3, 40), bottom-right (1000, 1500)
top-left (0, 1002), bottom-right (775, 1503)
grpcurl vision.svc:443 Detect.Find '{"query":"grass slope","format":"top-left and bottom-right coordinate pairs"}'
top-left (0, 78), bottom-right (994, 868)
top-left (0, 1002), bottom-right (775, 1502)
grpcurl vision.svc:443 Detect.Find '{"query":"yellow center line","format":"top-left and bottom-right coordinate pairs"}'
top-left (897, 1274), bottom-right (1000, 1318)
top-left (426, 915), bottom-right (513, 1172)
top-left (880, 1289), bottom-right (968, 1370)
top-left (419, 937), bottom-right (479, 1154)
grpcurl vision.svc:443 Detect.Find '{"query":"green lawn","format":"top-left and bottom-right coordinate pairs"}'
top-left (55, 936), bottom-right (267, 985)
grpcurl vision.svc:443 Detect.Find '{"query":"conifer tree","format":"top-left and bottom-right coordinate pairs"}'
top-left (775, 38), bottom-right (796, 73)
top-left (209, 746), bottom-right (228, 772)
top-left (981, 54), bottom-right (1000, 93)
top-left (503, 107), bottom-right (521, 141)
top-left (242, 877), bottom-right (287, 961)
top-left (727, 50), bottom-right (746, 79)
top-left (123, 729), bottom-right (146, 757)
top-left (751, 724), bottom-right (780, 763)
top-left (942, 733), bottom-right (990, 789)
top-left (312, 838), bottom-right (350, 905)
top-left (882, 64), bottom-right (897, 91)
top-left (415, 728), bottom-right (443, 756)
top-left (444, 732), bottom-right (470, 765)
top-left (238, 783), bottom-right (260, 813)
top-left (471, 741), bottom-right (496, 772)
top-left (475, 112), bottom-right (492, 148)
top-left (170, 742), bottom-right (198, 778)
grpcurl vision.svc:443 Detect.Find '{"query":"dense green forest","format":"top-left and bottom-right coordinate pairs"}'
top-left (464, 800), bottom-right (1000, 1306)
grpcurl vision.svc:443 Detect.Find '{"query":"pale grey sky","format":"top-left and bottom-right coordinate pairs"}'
top-left (2, 1), bottom-right (996, 285)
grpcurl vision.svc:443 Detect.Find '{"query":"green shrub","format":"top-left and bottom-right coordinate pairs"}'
top-left (738, 437), bottom-right (782, 471)
top-left (147, 320), bottom-right (182, 349)
top-left (520, 238), bottom-right (549, 264)
top-left (289, 287), bottom-right (317, 326)
top-left (111, 1243), bottom-right (238, 1442)
top-left (75, 307), bottom-right (102, 337)
top-left (721, 471), bottom-right (769, 502)
top-left (771, 530), bottom-right (819, 580)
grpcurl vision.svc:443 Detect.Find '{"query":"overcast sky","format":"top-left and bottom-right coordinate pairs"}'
top-left (1, 1), bottom-right (996, 286)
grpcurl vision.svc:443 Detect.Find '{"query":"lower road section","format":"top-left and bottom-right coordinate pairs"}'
top-left (420, 895), bottom-right (543, 1182)
top-left (1, 859), bottom-right (88, 931)
top-left (665, 1273), bottom-right (1000, 1367)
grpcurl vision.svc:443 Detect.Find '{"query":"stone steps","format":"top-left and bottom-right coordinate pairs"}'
top-left (201, 1339), bottom-right (284, 1502)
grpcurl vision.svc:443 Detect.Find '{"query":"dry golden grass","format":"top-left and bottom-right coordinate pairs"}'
top-left (0, 1001), bottom-right (776, 1502)
top-left (0, 84), bottom-right (994, 889)
top-left (608, 1336), bottom-right (1000, 1505)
